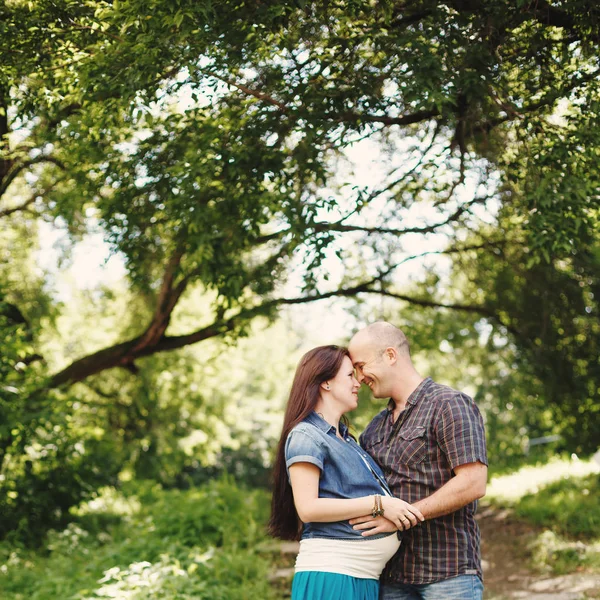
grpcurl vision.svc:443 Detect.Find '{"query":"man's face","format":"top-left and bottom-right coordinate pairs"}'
top-left (348, 336), bottom-right (388, 398)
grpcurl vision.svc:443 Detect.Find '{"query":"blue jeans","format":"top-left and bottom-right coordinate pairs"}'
top-left (380, 575), bottom-right (484, 600)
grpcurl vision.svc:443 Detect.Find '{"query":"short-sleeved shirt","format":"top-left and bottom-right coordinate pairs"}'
top-left (360, 378), bottom-right (488, 585)
top-left (285, 411), bottom-right (395, 541)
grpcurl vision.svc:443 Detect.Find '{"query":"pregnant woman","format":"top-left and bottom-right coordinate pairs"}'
top-left (269, 345), bottom-right (423, 600)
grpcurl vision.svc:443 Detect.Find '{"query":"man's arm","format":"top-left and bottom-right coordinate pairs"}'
top-left (353, 391), bottom-right (488, 536)
top-left (413, 461), bottom-right (487, 519)
top-left (415, 392), bottom-right (488, 519)
top-left (351, 461), bottom-right (487, 536)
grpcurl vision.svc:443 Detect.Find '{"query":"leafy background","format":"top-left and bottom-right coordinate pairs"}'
top-left (1, 0), bottom-right (600, 597)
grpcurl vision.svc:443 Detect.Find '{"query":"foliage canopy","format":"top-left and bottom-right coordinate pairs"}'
top-left (1, 0), bottom-right (599, 539)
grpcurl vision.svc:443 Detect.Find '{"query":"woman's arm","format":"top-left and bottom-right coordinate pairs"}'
top-left (289, 462), bottom-right (424, 528)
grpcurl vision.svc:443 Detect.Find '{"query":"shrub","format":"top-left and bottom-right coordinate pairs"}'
top-left (528, 530), bottom-right (600, 575)
top-left (515, 473), bottom-right (600, 539)
top-left (0, 478), bottom-right (278, 600)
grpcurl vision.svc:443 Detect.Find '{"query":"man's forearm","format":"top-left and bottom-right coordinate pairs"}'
top-left (414, 462), bottom-right (487, 520)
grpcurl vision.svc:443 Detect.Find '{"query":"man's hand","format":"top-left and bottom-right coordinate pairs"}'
top-left (349, 515), bottom-right (400, 537)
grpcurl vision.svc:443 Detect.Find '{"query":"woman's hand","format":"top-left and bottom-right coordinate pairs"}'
top-left (349, 515), bottom-right (398, 537)
top-left (380, 497), bottom-right (425, 531)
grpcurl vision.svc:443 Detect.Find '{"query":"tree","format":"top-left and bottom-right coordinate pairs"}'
top-left (371, 229), bottom-right (600, 460)
top-left (2, 0), bottom-right (598, 387)
top-left (2, 0), bottom-right (600, 538)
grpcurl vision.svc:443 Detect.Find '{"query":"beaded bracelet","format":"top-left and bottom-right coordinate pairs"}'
top-left (371, 494), bottom-right (385, 518)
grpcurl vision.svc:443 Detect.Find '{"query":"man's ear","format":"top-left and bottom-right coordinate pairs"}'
top-left (384, 347), bottom-right (398, 365)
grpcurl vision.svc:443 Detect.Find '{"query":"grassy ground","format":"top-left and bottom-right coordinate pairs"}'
top-left (486, 457), bottom-right (600, 577)
top-left (2, 458), bottom-right (599, 599)
top-left (0, 478), bottom-right (279, 600)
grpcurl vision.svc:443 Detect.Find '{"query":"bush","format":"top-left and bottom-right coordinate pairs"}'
top-left (175, 445), bottom-right (273, 490)
top-left (528, 530), bottom-right (600, 575)
top-left (0, 478), bottom-right (278, 600)
top-left (0, 432), bottom-right (122, 545)
top-left (515, 473), bottom-right (600, 539)
top-left (136, 478), bottom-right (270, 550)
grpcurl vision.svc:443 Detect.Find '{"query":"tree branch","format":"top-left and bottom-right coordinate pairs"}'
top-left (334, 108), bottom-right (440, 127)
top-left (255, 138), bottom-right (452, 247)
top-left (44, 241), bottom-right (507, 389)
top-left (0, 195), bottom-right (37, 218)
top-left (474, 69), bottom-right (600, 136)
top-left (0, 156), bottom-right (65, 199)
top-left (0, 179), bottom-right (62, 218)
top-left (360, 288), bottom-right (520, 337)
top-left (201, 71), bottom-right (290, 112)
top-left (200, 68), bottom-right (439, 129)
top-left (129, 247), bottom-right (187, 354)
top-left (313, 195), bottom-right (490, 237)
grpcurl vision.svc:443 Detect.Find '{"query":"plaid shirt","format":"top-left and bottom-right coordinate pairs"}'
top-left (360, 378), bottom-right (488, 585)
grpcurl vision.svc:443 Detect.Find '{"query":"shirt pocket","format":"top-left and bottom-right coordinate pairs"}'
top-left (398, 426), bottom-right (428, 465)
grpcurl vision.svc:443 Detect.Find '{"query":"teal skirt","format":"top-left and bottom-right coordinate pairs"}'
top-left (291, 571), bottom-right (379, 600)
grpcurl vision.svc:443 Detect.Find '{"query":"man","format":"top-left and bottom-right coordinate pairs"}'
top-left (348, 321), bottom-right (488, 600)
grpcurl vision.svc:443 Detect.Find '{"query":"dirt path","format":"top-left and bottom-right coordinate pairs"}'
top-left (478, 505), bottom-right (600, 599)
top-left (270, 507), bottom-right (600, 599)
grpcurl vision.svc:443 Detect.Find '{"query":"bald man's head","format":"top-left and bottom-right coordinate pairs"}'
top-left (350, 321), bottom-right (411, 358)
top-left (349, 322), bottom-right (422, 400)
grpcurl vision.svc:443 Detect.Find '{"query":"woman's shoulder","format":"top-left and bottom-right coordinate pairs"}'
top-left (289, 419), bottom-right (321, 440)
top-left (285, 419), bottom-right (328, 461)
top-left (287, 418), bottom-right (328, 448)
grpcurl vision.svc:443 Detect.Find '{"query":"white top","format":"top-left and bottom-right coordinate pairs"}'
top-left (295, 534), bottom-right (401, 580)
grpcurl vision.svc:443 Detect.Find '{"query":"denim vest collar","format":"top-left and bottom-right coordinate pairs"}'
top-left (305, 410), bottom-right (349, 437)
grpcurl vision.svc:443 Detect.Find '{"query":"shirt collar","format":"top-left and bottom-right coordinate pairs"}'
top-left (407, 377), bottom-right (433, 406)
top-left (386, 377), bottom-right (433, 411)
top-left (306, 411), bottom-right (348, 436)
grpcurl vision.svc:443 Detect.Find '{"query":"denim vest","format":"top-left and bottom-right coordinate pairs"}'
top-left (285, 411), bottom-right (393, 540)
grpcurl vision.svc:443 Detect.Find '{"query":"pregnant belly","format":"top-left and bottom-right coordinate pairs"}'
top-left (295, 534), bottom-right (401, 580)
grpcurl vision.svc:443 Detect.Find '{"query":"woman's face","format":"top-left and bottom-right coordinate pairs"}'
top-left (326, 356), bottom-right (361, 413)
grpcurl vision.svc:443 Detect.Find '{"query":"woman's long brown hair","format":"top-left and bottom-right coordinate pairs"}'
top-left (268, 345), bottom-right (350, 540)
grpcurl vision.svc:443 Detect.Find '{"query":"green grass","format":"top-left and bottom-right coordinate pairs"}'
top-left (0, 478), bottom-right (279, 600)
top-left (514, 473), bottom-right (600, 575)
top-left (528, 530), bottom-right (600, 575)
top-left (487, 460), bottom-right (600, 576)
top-left (486, 456), bottom-right (600, 503)
top-left (515, 473), bottom-right (600, 540)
